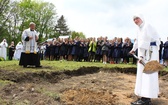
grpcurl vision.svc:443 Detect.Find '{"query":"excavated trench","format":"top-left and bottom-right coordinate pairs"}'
top-left (0, 67), bottom-right (168, 105)
top-left (0, 67), bottom-right (138, 83)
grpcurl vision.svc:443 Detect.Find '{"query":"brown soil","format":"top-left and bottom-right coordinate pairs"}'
top-left (144, 60), bottom-right (164, 73)
top-left (0, 67), bottom-right (168, 105)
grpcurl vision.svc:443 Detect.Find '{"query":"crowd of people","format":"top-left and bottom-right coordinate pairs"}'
top-left (40, 36), bottom-right (136, 64)
top-left (0, 36), bottom-right (168, 66)
top-left (40, 36), bottom-right (168, 66)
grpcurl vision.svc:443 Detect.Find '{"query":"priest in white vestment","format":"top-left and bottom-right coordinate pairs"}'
top-left (19, 22), bottom-right (41, 67)
top-left (130, 14), bottom-right (160, 105)
top-left (0, 39), bottom-right (8, 60)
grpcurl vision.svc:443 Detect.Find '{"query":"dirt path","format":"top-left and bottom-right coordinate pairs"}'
top-left (0, 67), bottom-right (168, 105)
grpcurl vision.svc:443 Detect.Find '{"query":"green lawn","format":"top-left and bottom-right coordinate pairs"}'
top-left (0, 60), bottom-right (167, 72)
top-left (0, 60), bottom-right (136, 72)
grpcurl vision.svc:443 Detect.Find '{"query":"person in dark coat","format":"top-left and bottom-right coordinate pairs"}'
top-left (78, 39), bottom-right (84, 62)
top-left (163, 39), bottom-right (168, 67)
top-left (75, 38), bottom-right (81, 61)
top-left (71, 39), bottom-right (77, 61)
top-left (123, 37), bottom-right (133, 64)
top-left (67, 39), bottom-right (73, 61)
top-left (108, 39), bottom-right (115, 64)
top-left (126, 38), bottom-right (133, 63)
top-left (49, 40), bottom-right (55, 61)
top-left (45, 42), bottom-right (50, 60)
top-left (101, 38), bottom-right (109, 64)
top-left (54, 39), bottom-right (60, 60)
top-left (83, 39), bottom-right (89, 61)
top-left (64, 38), bottom-right (69, 60)
top-left (113, 38), bottom-right (122, 64)
top-left (159, 38), bottom-right (163, 62)
top-left (8, 41), bottom-right (15, 60)
top-left (122, 38), bottom-right (128, 63)
top-left (95, 37), bottom-right (102, 62)
top-left (59, 39), bottom-right (66, 61)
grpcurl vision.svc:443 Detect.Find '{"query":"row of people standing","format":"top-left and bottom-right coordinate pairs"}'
top-left (41, 36), bottom-right (135, 64)
top-left (1, 37), bottom-right (167, 64)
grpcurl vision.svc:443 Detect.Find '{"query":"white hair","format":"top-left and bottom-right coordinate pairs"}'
top-left (29, 22), bottom-right (36, 26)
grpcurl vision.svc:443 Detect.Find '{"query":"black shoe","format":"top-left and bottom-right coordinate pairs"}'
top-left (23, 65), bottom-right (27, 68)
top-left (142, 98), bottom-right (152, 105)
top-left (131, 99), bottom-right (151, 105)
top-left (131, 99), bottom-right (144, 105)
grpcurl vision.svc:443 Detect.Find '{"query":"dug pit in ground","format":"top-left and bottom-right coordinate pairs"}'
top-left (0, 67), bottom-right (168, 105)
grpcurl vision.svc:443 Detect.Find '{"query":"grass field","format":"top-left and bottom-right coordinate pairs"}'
top-left (0, 60), bottom-right (167, 72)
top-left (0, 60), bottom-right (137, 72)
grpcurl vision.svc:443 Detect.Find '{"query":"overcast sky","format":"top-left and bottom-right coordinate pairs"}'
top-left (45, 0), bottom-right (168, 42)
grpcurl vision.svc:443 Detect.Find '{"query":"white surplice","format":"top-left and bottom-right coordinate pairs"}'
top-left (22, 28), bottom-right (38, 53)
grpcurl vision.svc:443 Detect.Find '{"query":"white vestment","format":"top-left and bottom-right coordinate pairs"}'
top-left (22, 28), bottom-right (38, 53)
top-left (14, 43), bottom-right (23, 60)
top-left (132, 15), bottom-right (160, 98)
top-left (0, 40), bottom-right (8, 60)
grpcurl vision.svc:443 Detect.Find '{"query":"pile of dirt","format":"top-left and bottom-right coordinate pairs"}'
top-left (144, 60), bottom-right (164, 73)
top-left (61, 88), bottom-right (117, 105)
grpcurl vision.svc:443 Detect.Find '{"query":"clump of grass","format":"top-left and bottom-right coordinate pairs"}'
top-left (0, 80), bottom-right (14, 87)
top-left (37, 87), bottom-right (60, 101)
top-left (14, 100), bottom-right (31, 105)
top-left (0, 57), bottom-right (5, 61)
top-left (0, 97), bottom-right (8, 105)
